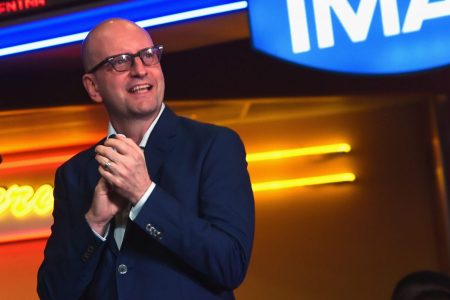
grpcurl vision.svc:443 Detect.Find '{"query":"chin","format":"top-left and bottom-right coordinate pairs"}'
top-left (130, 103), bottom-right (161, 117)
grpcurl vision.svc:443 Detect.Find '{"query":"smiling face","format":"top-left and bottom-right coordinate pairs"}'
top-left (82, 19), bottom-right (165, 127)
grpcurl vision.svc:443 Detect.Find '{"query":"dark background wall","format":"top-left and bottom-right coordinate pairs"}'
top-left (1, 38), bottom-right (450, 110)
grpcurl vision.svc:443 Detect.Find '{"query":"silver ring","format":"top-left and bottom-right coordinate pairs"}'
top-left (104, 160), bottom-right (111, 171)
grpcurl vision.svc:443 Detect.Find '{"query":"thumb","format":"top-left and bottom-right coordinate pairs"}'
top-left (96, 177), bottom-right (109, 192)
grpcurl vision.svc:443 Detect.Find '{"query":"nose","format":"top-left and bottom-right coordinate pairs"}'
top-left (130, 56), bottom-right (147, 77)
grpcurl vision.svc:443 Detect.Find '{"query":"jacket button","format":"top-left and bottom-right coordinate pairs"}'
top-left (118, 264), bottom-right (128, 275)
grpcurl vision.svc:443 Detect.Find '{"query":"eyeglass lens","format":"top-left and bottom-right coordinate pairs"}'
top-left (110, 47), bottom-right (162, 72)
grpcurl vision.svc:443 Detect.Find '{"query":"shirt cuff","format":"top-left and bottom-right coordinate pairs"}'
top-left (91, 223), bottom-right (110, 241)
top-left (129, 182), bottom-right (156, 221)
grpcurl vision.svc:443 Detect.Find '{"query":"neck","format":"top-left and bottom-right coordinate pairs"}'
top-left (108, 104), bottom-right (163, 144)
top-left (114, 120), bottom-right (150, 144)
top-left (111, 113), bottom-right (158, 144)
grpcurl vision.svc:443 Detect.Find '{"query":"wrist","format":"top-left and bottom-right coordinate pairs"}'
top-left (85, 212), bottom-right (109, 236)
top-left (132, 181), bottom-right (152, 205)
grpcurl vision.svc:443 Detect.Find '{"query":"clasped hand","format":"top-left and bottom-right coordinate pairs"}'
top-left (95, 134), bottom-right (151, 203)
top-left (85, 135), bottom-right (152, 235)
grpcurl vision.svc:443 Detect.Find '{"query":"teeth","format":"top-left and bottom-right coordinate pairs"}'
top-left (130, 84), bottom-right (151, 93)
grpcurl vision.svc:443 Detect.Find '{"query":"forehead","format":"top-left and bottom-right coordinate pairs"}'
top-left (89, 21), bottom-right (154, 58)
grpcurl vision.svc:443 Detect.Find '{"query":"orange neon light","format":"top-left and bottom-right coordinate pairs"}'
top-left (0, 184), bottom-right (54, 218)
top-left (1, 144), bottom-right (351, 172)
top-left (0, 155), bottom-right (73, 170)
top-left (0, 229), bottom-right (50, 244)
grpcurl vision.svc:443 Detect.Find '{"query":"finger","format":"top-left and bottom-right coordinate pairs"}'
top-left (96, 145), bottom-right (123, 164)
top-left (97, 176), bottom-right (108, 188)
top-left (95, 152), bottom-right (110, 164)
top-left (98, 166), bottom-right (126, 192)
top-left (103, 138), bottom-right (132, 155)
top-left (94, 153), bottom-right (107, 166)
top-left (95, 154), bottom-right (115, 173)
top-left (96, 144), bottom-right (116, 156)
top-left (106, 136), bottom-right (142, 154)
top-left (94, 176), bottom-right (109, 194)
top-left (104, 160), bottom-right (113, 172)
top-left (98, 165), bottom-right (116, 184)
top-left (95, 145), bottom-right (112, 157)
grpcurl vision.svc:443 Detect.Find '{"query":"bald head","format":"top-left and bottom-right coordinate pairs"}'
top-left (82, 19), bottom-right (153, 72)
top-left (80, 17), bottom-right (165, 130)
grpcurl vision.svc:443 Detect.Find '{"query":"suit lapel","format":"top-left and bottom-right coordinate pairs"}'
top-left (86, 139), bottom-right (105, 193)
top-left (143, 106), bottom-right (178, 184)
top-left (122, 107), bottom-right (177, 250)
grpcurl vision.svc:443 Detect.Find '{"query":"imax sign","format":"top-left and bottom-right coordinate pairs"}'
top-left (248, 0), bottom-right (450, 74)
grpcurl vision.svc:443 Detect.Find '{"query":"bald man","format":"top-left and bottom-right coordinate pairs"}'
top-left (37, 19), bottom-right (254, 300)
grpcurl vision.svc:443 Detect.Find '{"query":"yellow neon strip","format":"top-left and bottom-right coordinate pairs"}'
top-left (0, 172), bottom-right (356, 243)
top-left (0, 173), bottom-right (356, 218)
top-left (0, 184), bottom-right (54, 218)
top-left (246, 143), bottom-right (351, 162)
top-left (251, 173), bottom-right (356, 192)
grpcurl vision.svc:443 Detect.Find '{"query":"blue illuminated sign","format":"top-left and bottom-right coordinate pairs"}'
top-left (248, 0), bottom-right (450, 74)
top-left (0, 0), bottom-right (247, 57)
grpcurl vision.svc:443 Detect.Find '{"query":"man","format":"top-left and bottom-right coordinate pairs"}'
top-left (37, 18), bottom-right (255, 300)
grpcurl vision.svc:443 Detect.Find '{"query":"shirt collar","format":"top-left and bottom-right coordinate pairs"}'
top-left (107, 103), bottom-right (165, 148)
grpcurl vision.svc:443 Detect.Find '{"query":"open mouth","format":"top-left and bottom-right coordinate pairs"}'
top-left (128, 84), bottom-right (152, 94)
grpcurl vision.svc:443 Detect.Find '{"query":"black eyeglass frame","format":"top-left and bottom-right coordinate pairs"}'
top-left (86, 45), bottom-right (164, 74)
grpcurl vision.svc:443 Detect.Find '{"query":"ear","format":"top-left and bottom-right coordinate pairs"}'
top-left (82, 73), bottom-right (103, 103)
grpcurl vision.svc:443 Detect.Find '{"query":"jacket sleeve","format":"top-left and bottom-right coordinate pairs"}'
top-left (132, 128), bottom-right (255, 290)
top-left (37, 167), bottom-right (106, 300)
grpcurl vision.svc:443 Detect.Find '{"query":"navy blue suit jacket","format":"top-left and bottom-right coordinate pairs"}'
top-left (37, 107), bottom-right (255, 300)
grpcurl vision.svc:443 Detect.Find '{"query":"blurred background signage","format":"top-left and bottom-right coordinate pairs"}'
top-left (0, 0), bottom-right (106, 20)
top-left (248, 0), bottom-right (450, 74)
top-left (0, 0), bottom-right (47, 17)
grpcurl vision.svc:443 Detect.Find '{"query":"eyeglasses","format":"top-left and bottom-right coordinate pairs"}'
top-left (87, 45), bottom-right (164, 73)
